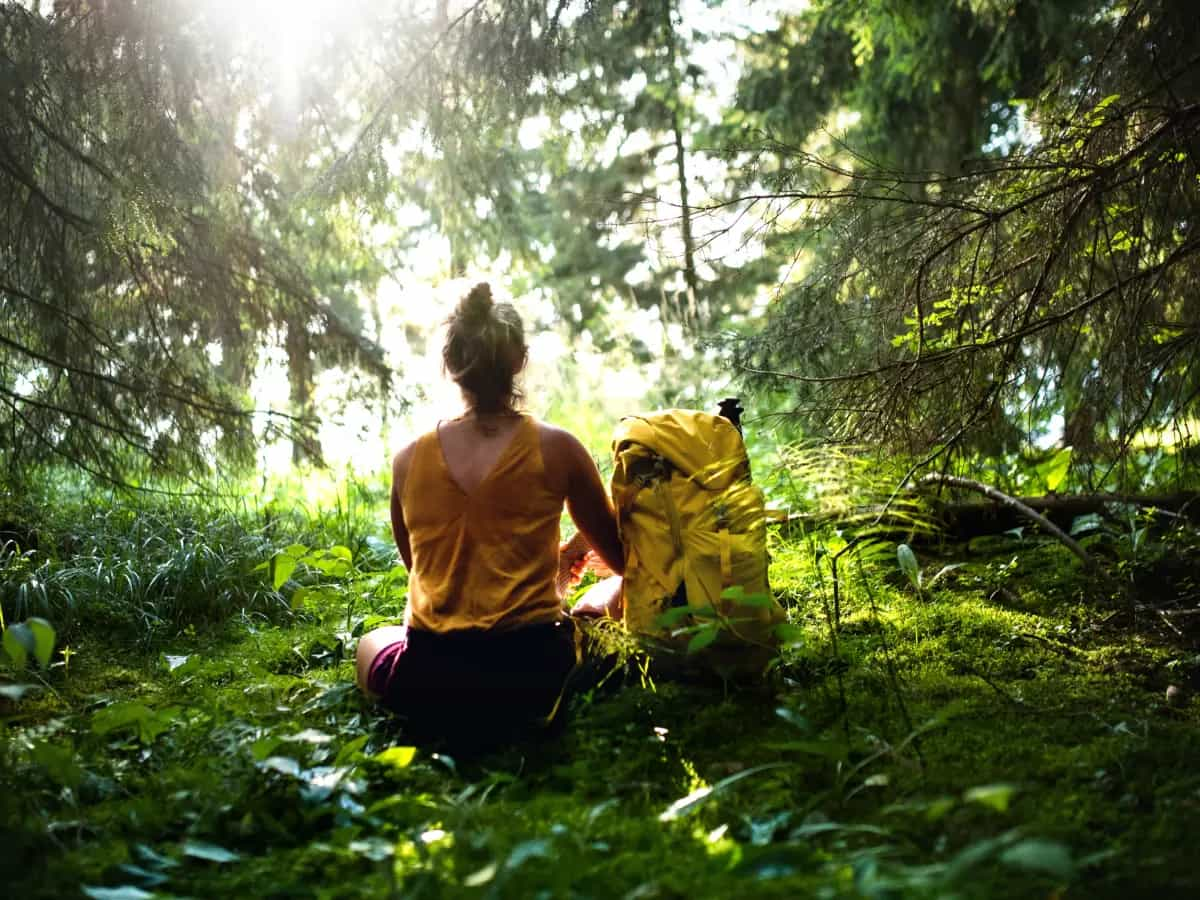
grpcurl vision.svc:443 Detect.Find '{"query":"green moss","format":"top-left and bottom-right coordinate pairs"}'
top-left (2, 505), bottom-right (1198, 898)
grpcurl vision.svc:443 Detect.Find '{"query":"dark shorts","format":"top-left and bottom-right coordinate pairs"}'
top-left (366, 619), bottom-right (579, 744)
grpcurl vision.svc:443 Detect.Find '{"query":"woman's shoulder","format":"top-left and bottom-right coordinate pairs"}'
top-left (390, 429), bottom-right (436, 478)
top-left (530, 416), bottom-right (570, 445)
top-left (531, 418), bottom-right (591, 464)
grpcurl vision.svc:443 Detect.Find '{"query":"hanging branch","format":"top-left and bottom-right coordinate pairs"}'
top-left (729, 28), bottom-right (1200, 470)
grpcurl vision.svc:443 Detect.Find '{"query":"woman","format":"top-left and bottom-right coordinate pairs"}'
top-left (355, 282), bottom-right (625, 742)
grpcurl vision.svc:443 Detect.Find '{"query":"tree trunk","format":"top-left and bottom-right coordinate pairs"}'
top-left (369, 292), bottom-right (390, 449)
top-left (219, 305), bottom-right (255, 393)
top-left (285, 319), bottom-right (323, 467)
top-left (661, 0), bottom-right (698, 320)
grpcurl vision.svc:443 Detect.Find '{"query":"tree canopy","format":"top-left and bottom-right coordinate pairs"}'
top-left (724, 0), bottom-right (1200, 487)
top-left (1, 0), bottom-right (1197, 490)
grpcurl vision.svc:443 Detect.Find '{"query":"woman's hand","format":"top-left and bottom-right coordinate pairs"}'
top-left (556, 533), bottom-right (592, 597)
top-left (580, 551), bottom-right (614, 579)
top-left (569, 576), bottom-right (623, 619)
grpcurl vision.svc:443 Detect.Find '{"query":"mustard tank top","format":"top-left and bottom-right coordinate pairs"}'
top-left (402, 414), bottom-right (563, 632)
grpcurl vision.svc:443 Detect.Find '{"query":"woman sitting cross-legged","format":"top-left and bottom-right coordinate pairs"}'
top-left (355, 282), bottom-right (625, 746)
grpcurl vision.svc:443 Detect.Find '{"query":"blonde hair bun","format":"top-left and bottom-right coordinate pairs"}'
top-left (458, 282), bottom-right (494, 322)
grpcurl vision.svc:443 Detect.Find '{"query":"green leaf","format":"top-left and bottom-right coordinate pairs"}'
top-left (3, 622), bottom-right (34, 669)
top-left (182, 840), bottom-right (240, 863)
top-left (82, 887), bottom-right (156, 900)
top-left (773, 623), bottom-right (805, 646)
top-left (249, 736), bottom-right (282, 761)
top-left (660, 763), bottom-right (787, 821)
top-left (654, 604), bottom-right (714, 629)
top-left (505, 838), bottom-right (551, 870)
top-left (164, 653), bottom-right (200, 676)
top-left (1000, 839), bottom-right (1074, 878)
top-left (303, 550), bottom-right (350, 576)
top-left (774, 706), bottom-right (809, 730)
top-left (92, 702), bottom-right (152, 736)
top-left (925, 795), bottom-right (956, 821)
top-left (283, 728), bottom-right (333, 745)
top-left (963, 782), bottom-right (1017, 812)
top-left (334, 734), bottom-right (370, 766)
top-left (92, 702), bottom-right (178, 744)
top-left (113, 865), bottom-right (167, 888)
top-left (133, 844), bottom-right (179, 870)
top-left (27, 617), bottom-right (54, 668)
top-left (30, 740), bottom-right (84, 788)
top-left (763, 739), bottom-right (848, 760)
top-left (926, 564), bottom-right (964, 589)
top-left (1042, 447), bottom-right (1073, 492)
top-left (943, 833), bottom-right (1014, 881)
top-left (272, 554), bottom-right (298, 590)
top-left (260, 756), bottom-right (301, 777)
top-left (789, 821), bottom-right (893, 840)
top-left (897, 544), bottom-right (920, 587)
top-left (374, 745), bottom-right (417, 769)
top-left (1070, 513), bottom-right (1102, 536)
top-left (289, 586), bottom-right (310, 609)
top-left (687, 624), bottom-right (720, 654)
top-left (464, 863), bottom-right (497, 886)
top-left (347, 837), bottom-right (393, 862)
top-left (0, 683), bottom-right (39, 701)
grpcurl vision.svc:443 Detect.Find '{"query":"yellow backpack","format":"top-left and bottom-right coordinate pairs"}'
top-left (610, 409), bottom-right (785, 666)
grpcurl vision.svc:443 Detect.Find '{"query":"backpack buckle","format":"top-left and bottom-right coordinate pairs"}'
top-left (714, 502), bottom-right (729, 529)
top-left (632, 453), bottom-right (670, 488)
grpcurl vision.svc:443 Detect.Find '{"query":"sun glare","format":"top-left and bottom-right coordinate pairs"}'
top-left (202, 0), bottom-right (351, 92)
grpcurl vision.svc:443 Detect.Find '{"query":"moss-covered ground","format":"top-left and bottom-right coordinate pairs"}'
top-left (2, 506), bottom-right (1198, 899)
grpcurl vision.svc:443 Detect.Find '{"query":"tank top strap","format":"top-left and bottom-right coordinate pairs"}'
top-left (403, 429), bottom-right (443, 504)
top-left (515, 412), bottom-right (538, 453)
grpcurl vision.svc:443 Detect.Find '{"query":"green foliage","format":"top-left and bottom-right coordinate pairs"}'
top-left (0, 474), bottom-right (400, 644)
top-left (1, 491), bottom-right (1196, 898)
top-left (728, 0), bottom-right (1200, 479)
top-left (0, 1), bottom-right (401, 481)
top-left (1040, 447), bottom-right (1074, 493)
top-left (91, 702), bottom-right (181, 745)
top-left (1, 617), bottom-right (55, 670)
top-left (3, 1), bottom-right (1200, 896)
top-left (732, 0), bottom-right (1097, 172)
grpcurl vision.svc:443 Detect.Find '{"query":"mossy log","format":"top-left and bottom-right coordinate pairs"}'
top-left (774, 491), bottom-right (1200, 541)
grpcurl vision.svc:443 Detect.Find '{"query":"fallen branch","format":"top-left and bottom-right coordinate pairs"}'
top-left (933, 491), bottom-right (1200, 538)
top-left (919, 474), bottom-right (1094, 568)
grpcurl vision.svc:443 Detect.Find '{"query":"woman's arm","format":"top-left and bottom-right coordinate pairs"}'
top-left (389, 443), bottom-right (415, 571)
top-left (561, 432), bottom-right (625, 576)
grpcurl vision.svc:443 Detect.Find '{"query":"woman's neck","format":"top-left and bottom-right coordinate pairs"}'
top-left (461, 406), bottom-right (520, 435)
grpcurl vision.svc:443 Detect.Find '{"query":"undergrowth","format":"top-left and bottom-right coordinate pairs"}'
top-left (1, 483), bottom-right (1198, 898)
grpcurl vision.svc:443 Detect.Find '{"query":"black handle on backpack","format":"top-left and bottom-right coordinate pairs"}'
top-left (717, 397), bottom-right (744, 435)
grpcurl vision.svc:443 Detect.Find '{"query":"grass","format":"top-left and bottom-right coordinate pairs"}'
top-left (1, 487), bottom-right (1199, 898)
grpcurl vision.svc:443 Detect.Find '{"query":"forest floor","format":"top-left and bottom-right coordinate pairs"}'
top-left (2, 505), bottom-right (1199, 899)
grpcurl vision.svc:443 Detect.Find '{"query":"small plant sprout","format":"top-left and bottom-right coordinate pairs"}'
top-left (896, 544), bottom-right (963, 598)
